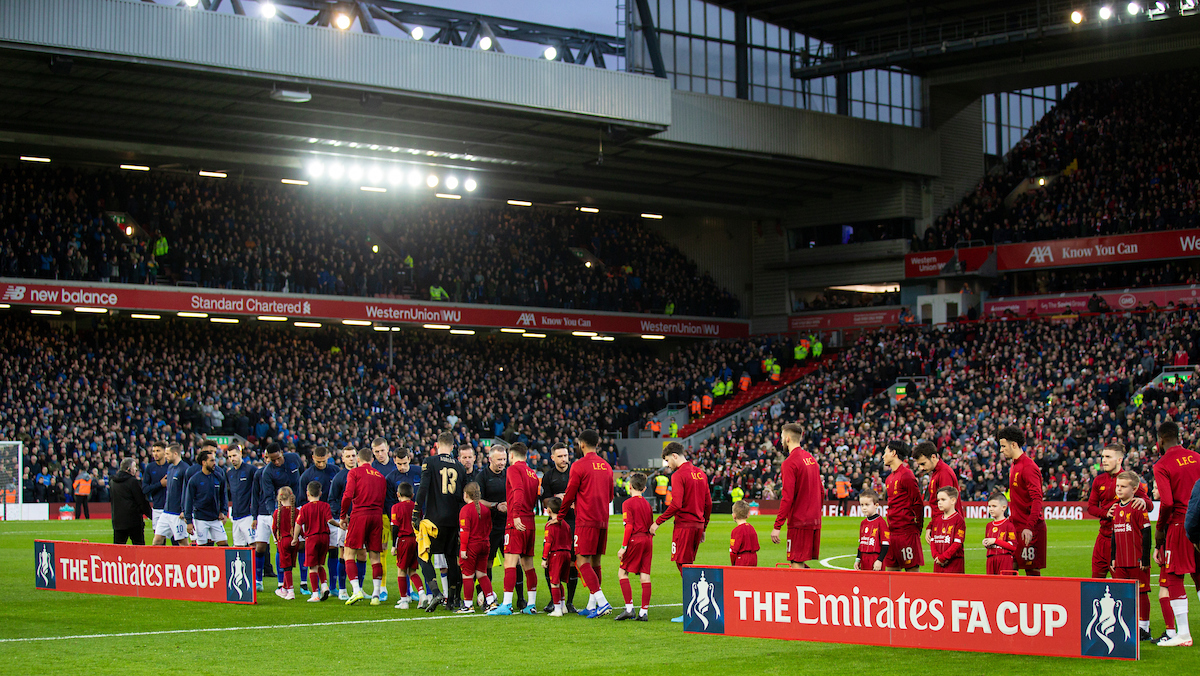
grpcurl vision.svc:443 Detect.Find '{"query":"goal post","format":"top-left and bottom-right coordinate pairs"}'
top-left (0, 441), bottom-right (22, 521)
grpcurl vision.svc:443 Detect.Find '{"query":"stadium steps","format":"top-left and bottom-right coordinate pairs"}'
top-left (675, 357), bottom-right (830, 439)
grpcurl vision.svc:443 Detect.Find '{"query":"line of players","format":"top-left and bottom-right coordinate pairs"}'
top-left (140, 419), bottom-right (1199, 641)
top-left (849, 423), bottom-right (1200, 648)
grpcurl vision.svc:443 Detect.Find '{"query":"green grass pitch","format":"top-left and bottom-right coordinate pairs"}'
top-left (1, 516), bottom-right (1197, 674)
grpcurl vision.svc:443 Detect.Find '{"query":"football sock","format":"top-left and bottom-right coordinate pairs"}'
top-left (1161, 597), bottom-right (1176, 631)
top-left (641, 582), bottom-right (652, 610)
top-left (478, 574), bottom-right (494, 601)
top-left (1139, 593), bottom-right (1150, 622)
top-left (594, 589), bottom-right (609, 607)
top-left (337, 559), bottom-right (346, 591)
top-left (504, 567), bottom-right (517, 593)
top-left (419, 559), bottom-right (437, 592)
top-left (515, 576), bottom-right (524, 604)
top-left (350, 579), bottom-right (362, 594)
top-left (440, 571), bottom-right (449, 597)
top-left (398, 574), bottom-right (407, 596)
top-left (567, 571), bottom-right (578, 604)
top-left (318, 567), bottom-right (327, 586)
top-left (1140, 620), bottom-right (1150, 632)
top-left (298, 551), bottom-right (306, 576)
top-left (551, 585), bottom-right (562, 605)
top-left (356, 561), bottom-right (367, 584)
top-left (255, 553), bottom-right (265, 583)
top-left (578, 563), bottom-right (600, 595)
top-left (587, 593), bottom-right (597, 611)
top-left (309, 571), bottom-right (319, 592)
top-left (410, 574), bottom-right (424, 593)
top-left (619, 578), bottom-right (633, 605)
top-left (327, 552), bottom-right (339, 589)
top-left (346, 559), bottom-right (358, 583)
top-left (283, 570), bottom-right (293, 590)
top-left (1170, 599), bottom-right (1189, 637)
top-left (525, 568), bottom-right (537, 593)
top-left (503, 591), bottom-right (514, 606)
top-left (596, 566), bottom-right (603, 588)
top-left (463, 577), bottom-right (474, 606)
top-left (371, 563), bottom-right (384, 593)
top-left (527, 589), bottom-right (537, 606)
top-left (276, 551), bottom-right (283, 585)
top-left (372, 578), bottom-right (382, 598)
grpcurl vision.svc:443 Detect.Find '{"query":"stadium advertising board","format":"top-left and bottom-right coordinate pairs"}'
top-left (905, 228), bottom-right (1200, 278)
top-left (983, 286), bottom-right (1200, 317)
top-left (0, 279), bottom-right (748, 338)
top-left (787, 308), bottom-right (902, 331)
top-left (34, 540), bottom-right (256, 604)
top-left (682, 566), bottom-right (1138, 660)
top-left (749, 501), bottom-right (1132, 520)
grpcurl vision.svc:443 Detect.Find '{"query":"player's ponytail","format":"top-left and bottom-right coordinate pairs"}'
top-left (464, 481), bottom-right (482, 517)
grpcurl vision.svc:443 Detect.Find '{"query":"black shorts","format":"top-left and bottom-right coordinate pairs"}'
top-left (430, 523), bottom-right (457, 555)
top-left (488, 529), bottom-right (505, 561)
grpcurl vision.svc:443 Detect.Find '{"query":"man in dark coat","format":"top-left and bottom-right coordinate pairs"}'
top-left (111, 458), bottom-right (152, 545)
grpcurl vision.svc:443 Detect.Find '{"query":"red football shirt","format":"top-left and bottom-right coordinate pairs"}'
top-left (543, 519), bottom-right (571, 558)
top-left (929, 510), bottom-right (965, 563)
top-left (1087, 472), bottom-right (1149, 537)
top-left (1153, 445), bottom-right (1200, 529)
top-left (272, 505), bottom-right (296, 544)
top-left (558, 452), bottom-right (613, 529)
top-left (1111, 500), bottom-right (1149, 568)
top-left (342, 464), bottom-right (387, 519)
top-left (458, 502), bottom-right (491, 554)
top-left (729, 522), bottom-right (760, 556)
top-left (506, 460), bottom-right (540, 528)
top-left (926, 459), bottom-right (963, 517)
top-left (1007, 453), bottom-right (1044, 533)
top-left (622, 495), bottom-right (653, 546)
top-left (296, 500), bottom-right (331, 538)
top-left (858, 515), bottom-right (888, 555)
top-left (984, 517), bottom-right (1018, 559)
top-left (884, 463), bottom-right (922, 534)
top-left (655, 461), bottom-right (712, 528)
top-left (390, 500), bottom-right (415, 538)
top-left (773, 448), bottom-right (822, 530)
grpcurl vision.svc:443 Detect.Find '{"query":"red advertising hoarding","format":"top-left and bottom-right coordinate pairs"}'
top-left (788, 308), bottom-right (901, 332)
top-left (34, 540), bottom-right (256, 604)
top-left (983, 286), bottom-right (1200, 317)
top-left (0, 278), bottom-right (748, 338)
top-left (748, 501), bottom-right (1110, 521)
top-left (682, 566), bottom-right (1138, 660)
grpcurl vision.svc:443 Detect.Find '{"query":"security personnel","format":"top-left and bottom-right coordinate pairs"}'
top-left (701, 392), bottom-right (713, 414)
top-left (664, 301), bottom-right (675, 315)
top-left (429, 284), bottom-right (449, 301)
top-left (689, 397), bottom-right (701, 421)
top-left (712, 379), bottom-right (726, 401)
top-left (770, 361), bottom-right (782, 383)
top-left (738, 372), bottom-right (751, 392)
top-left (653, 474), bottom-right (669, 513)
top-left (730, 485), bottom-right (745, 503)
top-left (649, 418), bottom-right (662, 438)
top-left (812, 335), bottom-right (823, 359)
top-left (794, 341), bottom-right (808, 363)
top-left (72, 470), bottom-right (92, 520)
top-left (668, 419), bottom-right (679, 438)
top-left (835, 476), bottom-right (852, 516)
top-left (723, 377), bottom-right (735, 397)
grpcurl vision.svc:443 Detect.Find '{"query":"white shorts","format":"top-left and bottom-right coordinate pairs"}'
top-left (433, 553), bottom-right (447, 569)
top-left (155, 513), bottom-right (187, 541)
top-left (151, 508), bottom-right (163, 531)
top-left (231, 516), bottom-right (254, 547)
top-left (192, 519), bottom-right (227, 545)
top-left (254, 515), bottom-right (274, 544)
top-left (330, 526), bottom-right (346, 548)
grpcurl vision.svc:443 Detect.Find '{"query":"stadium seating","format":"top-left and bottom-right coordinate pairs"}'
top-left (0, 162), bottom-right (740, 318)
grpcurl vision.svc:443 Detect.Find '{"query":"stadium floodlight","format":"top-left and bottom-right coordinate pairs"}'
top-left (479, 37), bottom-right (493, 51)
top-left (641, 213), bottom-right (663, 220)
top-left (464, 178), bottom-right (477, 192)
top-left (1071, 9), bottom-right (1084, 22)
top-left (450, 329), bottom-right (476, 335)
top-left (423, 324), bottom-right (451, 330)
top-left (543, 46), bottom-right (558, 60)
top-left (388, 167), bottom-right (403, 185)
top-left (308, 160), bottom-right (324, 178)
top-left (578, 206), bottom-right (599, 213)
top-left (1038, 177), bottom-right (1046, 186)
top-left (342, 319), bottom-right (372, 326)
top-left (334, 13), bottom-right (352, 30)
top-left (373, 326), bottom-right (390, 332)
top-left (426, 174), bottom-right (439, 188)
top-left (445, 176), bottom-right (459, 190)
top-left (260, 2), bottom-right (277, 18)
top-left (572, 331), bottom-right (598, 337)
top-left (435, 193), bottom-right (461, 200)
top-left (294, 321), bottom-right (322, 328)
top-left (184, 0), bottom-right (199, 6)
top-left (360, 186), bottom-right (386, 193)
top-left (408, 170), bottom-right (423, 187)
top-left (74, 307), bottom-right (108, 313)
top-left (178, 311), bottom-right (208, 318)
top-left (367, 166), bottom-right (383, 184)
top-left (129, 313), bottom-right (160, 320)
top-left (198, 170), bottom-right (227, 178)
top-left (372, 244), bottom-right (379, 253)
top-left (120, 164), bottom-right (150, 171)
top-left (329, 162), bottom-right (345, 180)
top-left (410, 26), bottom-right (424, 40)
top-left (522, 333), bottom-right (547, 338)
top-left (31, 309), bottom-right (62, 315)
top-left (641, 334), bottom-right (666, 340)
top-left (584, 261), bottom-right (593, 268)
top-left (257, 315), bottom-right (287, 322)
top-left (0, 304), bottom-right (11, 308)
top-left (20, 156), bottom-right (50, 163)
top-left (281, 178), bottom-right (308, 186)
top-left (1127, 1), bottom-right (1141, 13)
top-left (210, 317), bottom-right (239, 324)
top-left (507, 200), bottom-right (532, 207)
top-left (347, 165), bottom-right (363, 181)
top-left (1099, 5), bottom-right (1113, 18)
top-left (124, 226), bottom-right (134, 236)
top-left (590, 336), bottom-right (614, 341)
top-left (500, 328), bottom-right (526, 333)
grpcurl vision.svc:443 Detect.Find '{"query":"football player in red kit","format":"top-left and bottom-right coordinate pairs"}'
top-left (1109, 471), bottom-right (1152, 641)
top-left (487, 443), bottom-right (540, 616)
top-left (854, 489), bottom-right (887, 571)
top-left (1088, 443), bottom-right (1149, 579)
top-left (999, 426), bottom-right (1046, 575)
top-left (770, 423), bottom-right (822, 568)
top-left (882, 440), bottom-right (923, 571)
top-left (928, 486), bottom-right (965, 574)
top-left (558, 430), bottom-right (614, 618)
top-left (341, 447), bottom-right (388, 606)
top-left (650, 443), bottom-right (711, 623)
top-left (1151, 421), bottom-right (1200, 647)
top-left (616, 473), bottom-right (653, 621)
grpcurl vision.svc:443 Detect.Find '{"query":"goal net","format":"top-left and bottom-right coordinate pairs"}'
top-left (0, 441), bottom-right (22, 521)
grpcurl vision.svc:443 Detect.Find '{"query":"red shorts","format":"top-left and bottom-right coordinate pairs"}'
top-left (883, 530), bottom-right (923, 569)
top-left (304, 534), bottom-right (329, 565)
top-left (459, 547), bottom-right (488, 576)
top-left (574, 525), bottom-right (607, 557)
top-left (732, 552), bottom-right (758, 567)
top-left (670, 524), bottom-right (703, 566)
top-left (1112, 565), bottom-right (1151, 592)
top-left (1161, 522), bottom-right (1197, 575)
top-left (278, 537), bottom-right (296, 569)
top-left (621, 533), bottom-right (653, 575)
top-left (504, 518), bottom-right (536, 557)
top-left (1091, 535), bottom-right (1112, 578)
top-left (934, 558), bottom-right (964, 574)
top-left (345, 512), bottom-right (383, 552)
top-left (857, 553), bottom-right (881, 571)
top-left (1015, 519), bottom-right (1047, 570)
top-left (547, 551), bottom-right (572, 585)
top-left (987, 554), bottom-right (1016, 575)
top-left (786, 526), bottom-right (820, 564)
top-left (394, 534), bottom-right (417, 571)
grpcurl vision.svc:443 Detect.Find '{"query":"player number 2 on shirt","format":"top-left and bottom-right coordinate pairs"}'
top-left (440, 468), bottom-right (458, 494)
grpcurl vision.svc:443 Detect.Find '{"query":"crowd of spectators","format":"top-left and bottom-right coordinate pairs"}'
top-left (792, 288), bottom-right (900, 313)
top-left (989, 259), bottom-right (1200, 298)
top-left (0, 162), bottom-right (740, 318)
top-left (690, 306), bottom-right (1199, 505)
top-left (918, 68), bottom-right (1200, 251)
top-left (4, 313), bottom-right (781, 504)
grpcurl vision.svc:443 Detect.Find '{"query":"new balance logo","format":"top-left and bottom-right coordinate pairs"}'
top-left (1024, 246), bottom-right (1053, 264)
top-left (1181, 235), bottom-right (1200, 252)
top-left (516, 312), bottom-right (537, 326)
top-left (1, 285), bottom-right (26, 301)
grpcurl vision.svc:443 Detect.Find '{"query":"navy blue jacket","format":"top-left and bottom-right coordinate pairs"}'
top-left (184, 470), bottom-right (227, 523)
top-left (300, 462), bottom-right (340, 504)
top-left (163, 460), bottom-right (190, 515)
top-left (1185, 480), bottom-right (1200, 546)
top-left (141, 460), bottom-right (170, 509)
top-left (252, 467), bottom-right (270, 517)
top-left (329, 468), bottom-right (350, 520)
top-left (257, 452), bottom-right (303, 514)
top-left (225, 461), bottom-right (258, 520)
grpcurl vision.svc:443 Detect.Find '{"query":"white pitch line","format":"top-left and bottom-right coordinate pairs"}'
top-left (0, 603), bottom-right (684, 643)
top-left (819, 554), bottom-right (856, 571)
